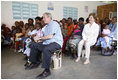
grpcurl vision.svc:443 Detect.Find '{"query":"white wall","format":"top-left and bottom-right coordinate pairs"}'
top-left (1, 1), bottom-right (107, 29)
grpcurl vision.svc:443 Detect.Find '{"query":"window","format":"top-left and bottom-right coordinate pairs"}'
top-left (63, 7), bottom-right (78, 20)
top-left (12, 2), bottom-right (38, 19)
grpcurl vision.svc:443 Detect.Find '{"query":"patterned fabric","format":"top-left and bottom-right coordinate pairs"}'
top-left (68, 35), bottom-right (82, 50)
top-left (96, 37), bottom-right (113, 48)
top-left (15, 33), bottom-right (22, 41)
top-left (66, 23), bottom-right (74, 36)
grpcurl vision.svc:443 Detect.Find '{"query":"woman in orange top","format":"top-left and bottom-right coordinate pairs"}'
top-left (62, 17), bottom-right (74, 53)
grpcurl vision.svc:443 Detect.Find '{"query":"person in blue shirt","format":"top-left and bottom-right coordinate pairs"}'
top-left (108, 16), bottom-right (117, 40)
top-left (96, 16), bottom-right (117, 49)
top-left (25, 12), bottom-right (63, 79)
top-left (101, 16), bottom-right (117, 39)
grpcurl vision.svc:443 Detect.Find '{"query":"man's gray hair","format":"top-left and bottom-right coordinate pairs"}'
top-left (43, 12), bottom-right (52, 19)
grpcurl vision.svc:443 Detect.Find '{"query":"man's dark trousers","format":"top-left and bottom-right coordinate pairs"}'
top-left (29, 42), bottom-right (61, 69)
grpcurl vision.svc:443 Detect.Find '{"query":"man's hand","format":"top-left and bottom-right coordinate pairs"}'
top-left (33, 36), bottom-right (39, 42)
top-left (40, 34), bottom-right (53, 40)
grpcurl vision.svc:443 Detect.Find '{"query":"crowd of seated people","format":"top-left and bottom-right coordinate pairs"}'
top-left (1, 14), bottom-right (117, 62)
top-left (1, 24), bottom-right (11, 46)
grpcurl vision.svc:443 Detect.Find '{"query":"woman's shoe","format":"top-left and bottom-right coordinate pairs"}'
top-left (75, 57), bottom-right (80, 62)
top-left (83, 59), bottom-right (90, 64)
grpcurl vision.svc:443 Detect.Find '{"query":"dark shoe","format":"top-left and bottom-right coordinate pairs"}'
top-left (24, 62), bottom-right (29, 67)
top-left (25, 63), bottom-right (39, 70)
top-left (71, 54), bottom-right (77, 59)
top-left (36, 70), bottom-right (51, 79)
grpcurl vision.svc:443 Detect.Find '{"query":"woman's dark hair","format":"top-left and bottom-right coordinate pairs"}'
top-left (73, 19), bottom-right (77, 25)
top-left (16, 28), bottom-right (22, 33)
top-left (86, 17), bottom-right (89, 23)
top-left (28, 18), bottom-right (34, 23)
top-left (79, 17), bottom-right (84, 22)
top-left (62, 18), bottom-right (66, 21)
top-left (68, 17), bottom-right (73, 21)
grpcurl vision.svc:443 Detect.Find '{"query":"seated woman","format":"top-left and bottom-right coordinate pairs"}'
top-left (68, 17), bottom-right (84, 58)
top-left (108, 16), bottom-right (117, 40)
top-left (96, 16), bottom-right (117, 55)
top-left (1, 24), bottom-right (12, 46)
top-left (75, 13), bottom-right (99, 64)
top-left (62, 17), bottom-right (74, 53)
top-left (96, 24), bottom-right (111, 50)
top-left (60, 18), bottom-right (68, 38)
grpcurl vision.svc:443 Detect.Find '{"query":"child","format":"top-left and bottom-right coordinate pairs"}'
top-left (102, 25), bottom-right (111, 47)
top-left (27, 25), bottom-right (35, 38)
top-left (24, 38), bottom-right (32, 56)
top-left (24, 22), bottom-right (43, 67)
top-left (33, 22), bottom-right (44, 42)
top-left (24, 38), bottom-right (32, 66)
top-left (23, 25), bottom-right (34, 51)
top-left (15, 29), bottom-right (22, 52)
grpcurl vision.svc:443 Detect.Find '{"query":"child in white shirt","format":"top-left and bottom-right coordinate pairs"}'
top-left (24, 23), bottom-right (44, 67)
top-left (33, 23), bottom-right (44, 42)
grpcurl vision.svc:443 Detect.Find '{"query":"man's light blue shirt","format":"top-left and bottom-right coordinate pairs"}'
top-left (43, 20), bottom-right (63, 48)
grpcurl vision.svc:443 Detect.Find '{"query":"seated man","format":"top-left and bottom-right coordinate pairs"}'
top-left (25, 12), bottom-right (63, 79)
